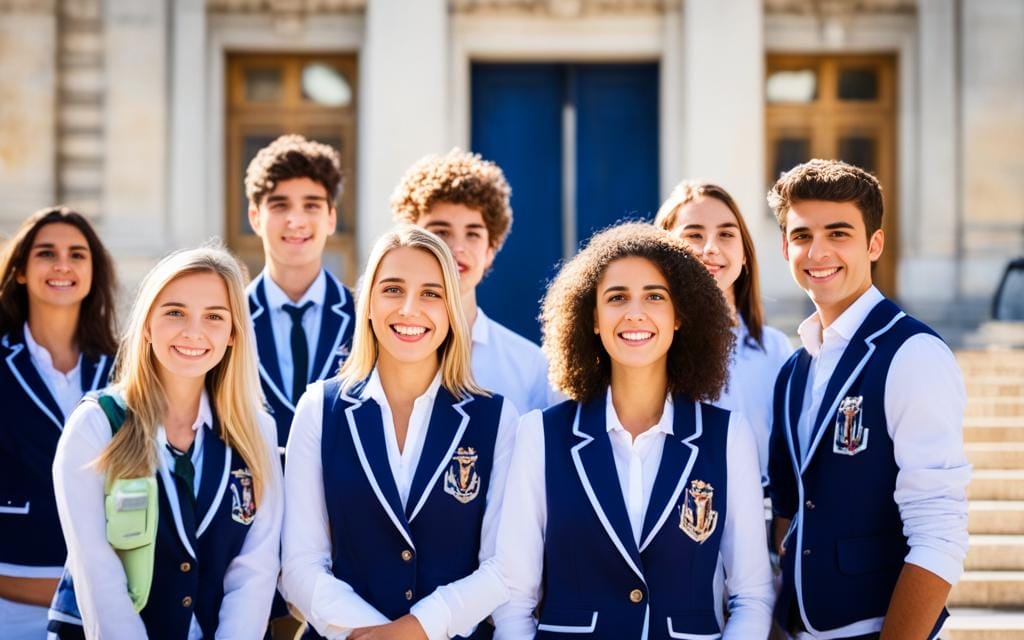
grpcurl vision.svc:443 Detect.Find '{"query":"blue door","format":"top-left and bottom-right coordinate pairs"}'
top-left (472, 63), bottom-right (660, 343)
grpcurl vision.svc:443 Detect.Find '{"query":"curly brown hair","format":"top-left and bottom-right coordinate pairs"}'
top-left (390, 148), bottom-right (512, 251)
top-left (244, 134), bottom-right (343, 206)
top-left (768, 158), bottom-right (883, 238)
top-left (542, 223), bottom-right (734, 404)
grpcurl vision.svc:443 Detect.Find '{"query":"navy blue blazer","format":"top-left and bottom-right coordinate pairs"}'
top-left (0, 329), bottom-right (112, 572)
top-left (247, 270), bottom-right (354, 450)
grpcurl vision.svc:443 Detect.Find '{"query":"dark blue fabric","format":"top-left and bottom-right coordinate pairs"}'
top-left (537, 393), bottom-right (731, 640)
top-left (769, 299), bottom-right (949, 635)
top-left (305, 378), bottom-right (502, 640)
top-left (0, 329), bottom-right (112, 570)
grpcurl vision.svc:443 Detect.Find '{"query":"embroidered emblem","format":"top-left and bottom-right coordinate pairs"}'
top-left (833, 395), bottom-right (869, 456)
top-left (443, 447), bottom-right (481, 504)
top-left (679, 479), bottom-right (718, 544)
top-left (229, 468), bottom-right (256, 525)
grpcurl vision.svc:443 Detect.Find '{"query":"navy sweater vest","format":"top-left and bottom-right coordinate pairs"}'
top-left (538, 393), bottom-right (731, 640)
top-left (769, 299), bottom-right (948, 635)
top-left (308, 379), bottom-right (502, 640)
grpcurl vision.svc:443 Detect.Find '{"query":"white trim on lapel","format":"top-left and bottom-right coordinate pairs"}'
top-left (4, 337), bottom-right (63, 431)
top-left (569, 405), bottom-right (646, 583)
top-left (196, 444), bottom-right (232, 537)
top-left (315, 273), bottom-right (352, 381)
top-left (638, 402), bottom-right (703, 553)
top-left (157, 450), bottom-right (197, 559)
top-left (407, 395), bottom-right (473, 523)
top-left (342, 389), bottom-right (416, 550)
top-left (88, 354), bottom-right (108, 391)
top-left (249, 277), bottom-right (296, 411)
top-left (798, 311), bottom-right (905, 475)
top-left (784, 368), bottom-right (802, 480)
top-left (259, 361), bottom-right (295, 412)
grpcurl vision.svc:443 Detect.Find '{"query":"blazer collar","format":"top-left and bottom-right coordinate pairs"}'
top-left (311, 271), bottom-right (352, 382)
top-left (248, 273), bottom-right (288, 408)
top-left (3, 330), bottom-right (67, 431)
top-left (405, 386), bottom-right (473, 522)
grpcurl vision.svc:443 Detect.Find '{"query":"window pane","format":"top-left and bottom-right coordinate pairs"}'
top-left (766, 69), bottom-right (817, 103)
top-left (302, 63), bottom-right (352, 107)
top-left (245, 68), bottom-right (283, 102)
top-left (839, 136), bottom-right (876, 174)
top-left (838, 68), bottom-right (879, 101)
top-left (773, 137), bottom-right (810, 180)
top-left (239, 134), bottom-right (281, 234)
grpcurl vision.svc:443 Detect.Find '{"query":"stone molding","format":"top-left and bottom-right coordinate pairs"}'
top-left (207, 0), bottom-right (365, 13)
top-left (765, 0), bottom-right (916, 17)
top-left (449, 0), bottom-right (681, 17)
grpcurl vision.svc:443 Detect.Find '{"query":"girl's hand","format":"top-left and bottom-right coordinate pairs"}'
top-left (350, 614), bottom-right (428, 640)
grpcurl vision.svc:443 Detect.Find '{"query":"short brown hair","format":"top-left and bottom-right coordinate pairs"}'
top-left (390, 148), bottom-right (512, 252)
top-left (245, 134), bottom-right (343, 206)
top-left (768, 159), bottom-right (883, 237)
top-left (542, 223), bottom-right (734, 404)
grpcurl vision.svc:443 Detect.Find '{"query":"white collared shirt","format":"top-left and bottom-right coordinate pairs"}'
top-left (23, 322), bottom-right (83, 420)
top-left (714, 319), bottom-right (793, 485)
top-left (471, 308), bottom-right (562, 415)
top-left (52, 390), bottom-right (284, 639)
top-left (492, 396), bottom-right (774, 640)
top-left (792, 286), bottom-right (970, 639)
top-left (262, 269), bottom-right (326, 390)
top-left (282, 371), bottom-right (520, 640)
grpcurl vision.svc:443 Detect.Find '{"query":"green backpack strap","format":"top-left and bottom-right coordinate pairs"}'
top-left (96, 393), bottom-right (126, 435)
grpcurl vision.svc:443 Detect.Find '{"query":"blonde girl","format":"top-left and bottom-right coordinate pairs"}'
top-left (50, 246), bottom-right (282, 638)
top-left (282, 225), bottom-right (518, 640)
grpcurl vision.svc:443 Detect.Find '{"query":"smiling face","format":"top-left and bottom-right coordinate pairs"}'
top-left (248, 177), bottom-right (337, 270)
top-left (146, 271), bottom-right (234, 383)
top-left (17, 222), bottom-right (93, 312)
top-left (417, 202), bottom-right (495, 295)
top-left (369, 246), bottom-right (451, 369)
top-left (669, 196), bottom-right (745, 307)
top-left (594, 256), bottom-right (679, 376)
top-left (782, 199), bottom-right (883, 327)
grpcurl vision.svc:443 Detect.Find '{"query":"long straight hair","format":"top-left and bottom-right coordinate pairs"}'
top-left (0, 206), bottom-right (118, 358)
top-left (94, 247), bottom-right (271, 504)
top-left (338, 225), bottom-right (485, 398)
top-left (653, 181), bottom-right (767, 350)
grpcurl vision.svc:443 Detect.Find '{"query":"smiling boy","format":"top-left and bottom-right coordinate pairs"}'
top-left (766, 160), bottom-right (969, 640)
top-left (391, 149), bottom-right (558, 414)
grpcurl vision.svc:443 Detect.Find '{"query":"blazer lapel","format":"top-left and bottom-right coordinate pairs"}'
top-left (3, 332), bottom-right (65, 431)
top-left (248, 274), bottom-right (291, 410)
top-left (344, 395), bottom-right (415, 549)
top-left (570, 395), bottom-right (644, 581)
top-left (785, 350), bottom-right (812, 471)
top-left (638, 398), bottom-right (701, 552)
top-left (406, 387), bottom-right (471, 522)
top-left (801, 299), bottom-right (904, 472)
top-left (80, 353), bottom-right (111, 393)
top-left (311, 272), bottom-right (352, 382)
top-left (157, 450), bottom-right (198, 560)
top-left (194, 424), bottom-right (231, 538)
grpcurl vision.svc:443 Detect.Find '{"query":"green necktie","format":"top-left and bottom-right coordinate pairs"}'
top-left (166, 443), bottom-right (196, 505)
top-left (283, 301), bottom-right (315, 403)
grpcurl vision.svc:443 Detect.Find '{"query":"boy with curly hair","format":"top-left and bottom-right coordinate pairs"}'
top-left (391, 149), bottom-right (557, 414)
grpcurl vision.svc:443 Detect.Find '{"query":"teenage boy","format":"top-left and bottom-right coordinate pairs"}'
top-left (767, 159), bottom-right (970, 639)
top-left (391, 148), bottom-right (557, 414)
top-left (245, 134), bottom-right (355, 451)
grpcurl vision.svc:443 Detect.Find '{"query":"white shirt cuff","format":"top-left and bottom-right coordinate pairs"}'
top-left (905, 545), bottom-right (965, 586)
top-left (410, 594), bottom-right (451, 640)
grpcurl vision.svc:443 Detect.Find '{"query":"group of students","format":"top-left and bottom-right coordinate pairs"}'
top-left (0, 134), bottom-right (969, 640)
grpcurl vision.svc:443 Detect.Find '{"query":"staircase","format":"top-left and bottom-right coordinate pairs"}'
top-left (944, 349), bottom-right (1024, 639)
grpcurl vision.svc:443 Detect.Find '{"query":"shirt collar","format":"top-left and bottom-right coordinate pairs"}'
top-left (471, 307), bottom-right (491, 346)
top-left (604, 387), bottom-right (675, 436)
top-left (263, 269), bottom-right (327, 312)
top-left (156, 388), bottom-right (213, 464)
top-left (797, 286), bottom-right (884, 357)
top-left (360, 367), bottom-right (444, 407)
top-left (22, 322), bottom-right (82, 377)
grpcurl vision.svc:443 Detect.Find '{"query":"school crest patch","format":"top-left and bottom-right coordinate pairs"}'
top-left (679, 479), bottom-right (718, 544)
top-left (833, 395), bottom-right (869, 456)
top-left (229, 468), bottom-right (256, 525)
top-left (443, 447), bottom-right (481, 504)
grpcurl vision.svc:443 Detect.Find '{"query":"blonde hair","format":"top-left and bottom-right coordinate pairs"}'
top-left (338, 225), bottom-right (485, 398)
top-left (94, 246), bottom-right (272, 504)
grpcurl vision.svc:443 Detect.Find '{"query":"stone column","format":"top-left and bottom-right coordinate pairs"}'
top-left (357, 0), bottom-right (448, 261)
top-left (0, 1), bottom-right (58, 225)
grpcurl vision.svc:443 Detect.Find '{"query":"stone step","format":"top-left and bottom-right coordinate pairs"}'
top-left (965, 378), bottom-right (1024, 397)
top-left (969, 471), bottom-right (1024, 501)
top-left (944, 608), bottom-right (1024, 640)
top-left (964, 422), bottom-right (1024, 443)
top-left (966, 398), bottom-right (1024, 418)
top-left (969, 502), bottom-right (1024, 535)
top-left (967, 535), bottom-right (1024, 571)
top-left (948, 571), bottom-right (1024, 607)
top-left (968, 444), bottom-right (1024, 469)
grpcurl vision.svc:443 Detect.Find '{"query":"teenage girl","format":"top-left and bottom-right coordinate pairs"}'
top-left (282, 225), bottom-right (518, 639)
top-left (0, 207), bottom-right (117, 639)
top-left (50, 246), bottom-right (283, 638)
